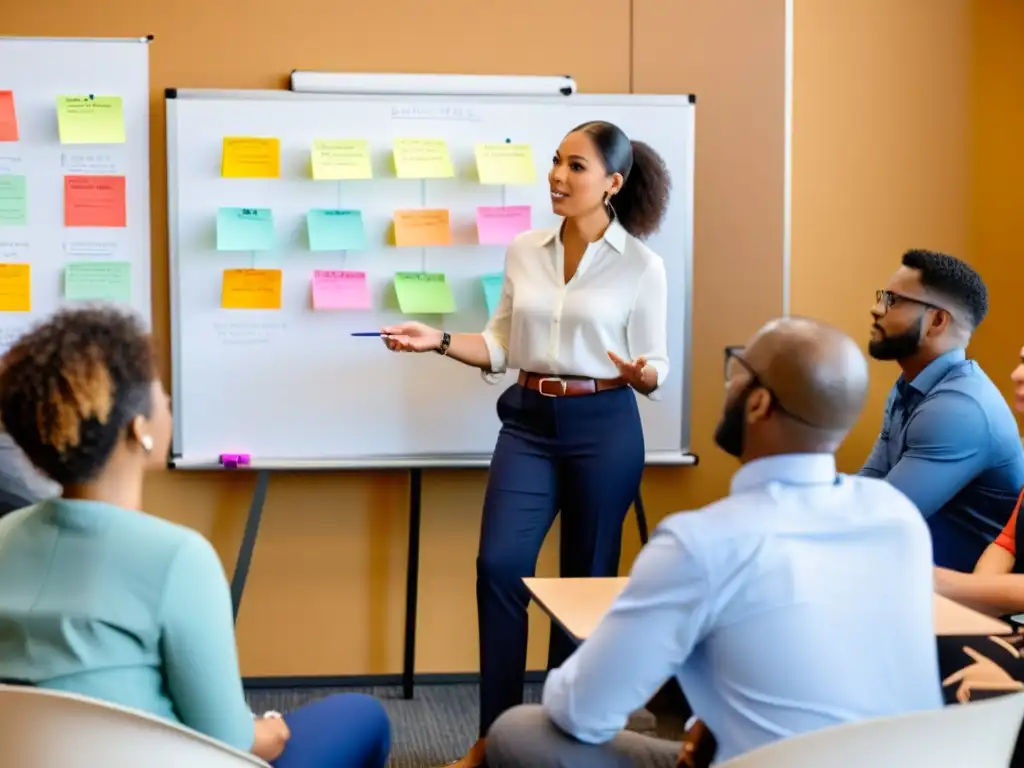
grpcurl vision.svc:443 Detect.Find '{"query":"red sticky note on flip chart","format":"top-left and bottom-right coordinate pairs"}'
top-left (312, 270), bottom-right (371, 310)
top-left (0, 92), bottom-right (18, 142)
top-left (477, 205), bottom-right (531, 245)
top-left (64, 175), bottom-right (126, 228)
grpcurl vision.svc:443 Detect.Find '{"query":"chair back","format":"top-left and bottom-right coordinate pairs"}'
top-left (716, 693), bottom-right (1024, 768)
top-left (0, 684), bottom-right (268, 768)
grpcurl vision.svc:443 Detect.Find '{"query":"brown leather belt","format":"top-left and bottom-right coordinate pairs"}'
top-left (518, 371), bottom-right (627, 397)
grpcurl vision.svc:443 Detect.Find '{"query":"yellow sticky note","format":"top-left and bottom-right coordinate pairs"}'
top-left (222, 269), bottom-right (282, 310)
top-left (475, 143), bottom-right (536, 185)
top-left (393, 138), bottom-right (454, 179)
top-left (0, 263), bottom-right (30, 312)
top-left (312, 139), bottom-right (372, 180)
top-left (222, 137), bottom-right (281, 178)
top-left (57, 96), bottom-right (125, 144)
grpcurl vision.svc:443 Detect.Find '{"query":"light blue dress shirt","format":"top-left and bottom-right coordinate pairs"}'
top-left (542, 454), bottom-right (943, 763)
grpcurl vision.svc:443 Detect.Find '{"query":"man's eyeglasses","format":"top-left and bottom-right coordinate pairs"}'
top-left (875, 289), bottom-right (949, 318)
top-left (724, 348), bottom-right (818, 428)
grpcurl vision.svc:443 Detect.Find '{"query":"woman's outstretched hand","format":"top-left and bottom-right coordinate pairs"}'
top-left (381, 322), bottom-right (443, 353)
top-left (607, 351), bottom-right (653, 390)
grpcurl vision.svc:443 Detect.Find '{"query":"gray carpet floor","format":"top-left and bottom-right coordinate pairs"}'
top-left (246, 684), bottom-right (684, 768)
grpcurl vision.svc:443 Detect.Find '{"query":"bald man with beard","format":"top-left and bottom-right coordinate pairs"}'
top-left (485, 317), bottom-right (943, 768)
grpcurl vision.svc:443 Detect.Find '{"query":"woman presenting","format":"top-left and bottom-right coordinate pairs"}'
top-left (382, 120), bottom-right (671, 767)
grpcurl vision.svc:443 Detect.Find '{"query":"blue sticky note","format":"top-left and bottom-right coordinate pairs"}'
top-left (307, 209), bottom-right (366, 251)
top-left (481, 273), bottom-right (504, 317)
top-left (217, 207), bottom-right (274, 251)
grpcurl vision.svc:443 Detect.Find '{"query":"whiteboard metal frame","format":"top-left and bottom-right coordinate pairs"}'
top-left (164, 88), bottom-right (696, 470)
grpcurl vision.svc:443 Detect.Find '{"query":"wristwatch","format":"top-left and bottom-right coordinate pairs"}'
top-left (436, 331), bottom-right (451, 356)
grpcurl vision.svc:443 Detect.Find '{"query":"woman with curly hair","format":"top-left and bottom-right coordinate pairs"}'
top-left (0, 306), bottom-right (391, 767)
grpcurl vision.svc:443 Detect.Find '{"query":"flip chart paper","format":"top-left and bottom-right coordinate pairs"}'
top-left (222, 269), bottom-right (282, 310)
top-left (217, 207), bottom-right (274, 251)
top-left (312, 270), bottom-right (371, 310)
top-left (0, 175), bottom-right (27, 226)
top-left (222, 137), bottom-right (281, 178)
top-left (311, 139), bottom-right (372, 180)
top-left (64, 175), bottom-right (126, 228)
top-left (307, 209), bottom-right (366, 251)
top-left (0, 264), bottom-right (30, 312)
top-left (481, 273), bottom-right (504, 317)
top-left (56, 95), bottom-right (125, 144)
top-left (475, 143), bottom-right (536, 184)
top-left (0, 91), bottom-right (18, 142)
top-left (394, 272), bottom-right (455, 314)
top-left (393, 209), bottom-right (451, 247)
top-left (393, 138), bottom-right (454, 179)
top-left (63, 261), bottom-right (131, 302)
top-left (476, 205), bottom-right (531, 245)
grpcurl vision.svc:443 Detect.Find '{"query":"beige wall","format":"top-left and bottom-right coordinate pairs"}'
top-left (3, 1), bottom-right (786, 676)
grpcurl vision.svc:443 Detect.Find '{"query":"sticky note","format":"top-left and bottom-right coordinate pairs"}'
top-left (312, 270), bottom-right (371, 310)
top-left (56, 95), bottom-right (125, 144)
top-left (0, 264), bottom-right (30, 312)
top-left (0, 175), bottom-right (27, 227)
top-left (63, 261), bottom-right (131, 303)
top-left (64, 175), bottom-right (126, 228)
top-left (222, 269), bottom-right (282, 310)
top-left (394, 272), bottom-right (456, 314)
top-left (475, 143), bottom-right (536, 185)
top-left (393, 209), bottom-right (451, 247)
top-left (217, 207), bottom-right (274, 251)
top-left (393, 138), bottom-right (454, 179)
top-left (477, 205), bottom-right (531, 245)
top-left (481, 273), bottom-right (504, 317)
top-left (0, 91), bottom-right (18, 142)
top-left (307, 209), bottom-right (366, 251)
top-left (222, 137), bottom-right (281, 178)
top-left (311, 139), bottom-right (372, 180)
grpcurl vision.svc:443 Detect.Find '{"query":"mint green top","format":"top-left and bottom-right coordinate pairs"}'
top-left (0, 499), bottom-right (255, 751)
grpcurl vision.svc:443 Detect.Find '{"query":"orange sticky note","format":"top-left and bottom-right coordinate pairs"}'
top-left (0, 92), bottom-right (18, 142)
top-left (64, 175), bottom-right (126, 228)
top-left (393, 209), bottom-right (451, 247)
top-left (222, 137), bottom-right (280, 178)
top-left (0, 263), bottom-right (30, 312)
top-left (222, 269), bottom-right (282, 310)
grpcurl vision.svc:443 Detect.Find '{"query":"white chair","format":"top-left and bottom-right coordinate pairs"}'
top-left (716, 693), bottom-right (1024, 768)
top-left (0, 684), bottom-right (269, 767)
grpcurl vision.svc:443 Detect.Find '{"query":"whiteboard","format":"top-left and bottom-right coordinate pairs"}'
top-left (0, 36), bottom-right (152, 349)
top-left (166, 89), bottom-right (694, 468)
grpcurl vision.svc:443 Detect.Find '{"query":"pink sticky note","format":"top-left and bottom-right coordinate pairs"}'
top-left (476, 205), bottom-right (531, 245)
top-left (312, 270), bottom-right (371, 310)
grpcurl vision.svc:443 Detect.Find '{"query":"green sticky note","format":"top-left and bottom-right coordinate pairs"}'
top-left (307, 209), bottom-right (366, 251)
top-left (63, 261), bottom-right (131, 302)
top-left (394, 272), bottom-right (456, 314)
top-left (217, 207), bottom-right (274, 251)
top-left (0, 174), bottom-right (27, 226)
top-left (57, 95), bottom-right (125, 144)
top-left (481, 273), bottom-right (503, 317)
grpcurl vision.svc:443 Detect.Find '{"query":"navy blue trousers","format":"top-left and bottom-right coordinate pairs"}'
top-left (271, 693), bottom-right (391, 768)
top-left (476, 383), bottom-right (645, 736)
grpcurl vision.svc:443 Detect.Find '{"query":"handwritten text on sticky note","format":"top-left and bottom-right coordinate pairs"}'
top-left (64, 175), bottom-right (126, 228)
top-left (393, 138), bottom-right (454, 179)
top-left (222, 269), bottom-right (282, 310)
top-left (311, 139), bottom-right (372, 180)
top-left (481, 273), bottom-right (504, 317)
top-left (312, 270), bottom-right (371, 310)
top-left (0, 264), bottom-right (30, 312)
top-left (394, 272), bottom-right (456, 314)
top-left (393, 209), bottom-right (451, 247)
top-left (0, 175), bottom-right (27, 227)
top-left (477, 205), bottom-right (531, 245)
top-left (57, 96), bottom-right (125, 144)
top-left (217, 207), bottom-right (274, 251)
top-left (63, 261), bottom-right (131, 303)
top-left (307, 209), bottom-right (366, 251)
top-left (0, 91), bottom-right (18, 142)
top-left (475, 143), bottom-right (536, 185)
top-left (222, 137), bottom-right (281, 178)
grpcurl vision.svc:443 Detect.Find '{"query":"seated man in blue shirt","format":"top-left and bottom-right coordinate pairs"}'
top-left (485, 317), bottom-right (943, 768)
top-left (859, 249), bottom-right (1024, 572)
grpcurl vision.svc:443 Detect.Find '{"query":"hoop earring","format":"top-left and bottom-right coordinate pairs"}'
top-left (604, 192), bottom-right (616, 217)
